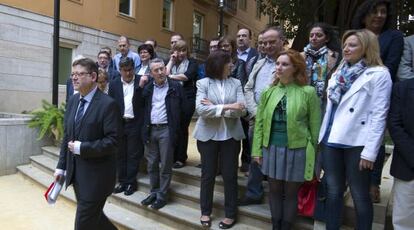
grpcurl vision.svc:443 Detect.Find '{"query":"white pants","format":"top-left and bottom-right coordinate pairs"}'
top-left (393, 178), bottom-right (414, 230)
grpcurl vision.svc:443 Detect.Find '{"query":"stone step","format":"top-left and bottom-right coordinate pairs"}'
top-left (136, 174), bottom-right (314, 229)
top-left (41, 146), bottom-right (261, 194)
top-left (29, 153), bottom-right (263, 229)
top-left (16, 164), bottom-right (171, 230)
top-left (40, 146), bottom-right (393, 229)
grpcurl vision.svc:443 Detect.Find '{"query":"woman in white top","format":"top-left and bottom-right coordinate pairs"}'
top-left (318, 29), bottom-right (392, 230)
top-left (193, 50), bottom-right (246, 229)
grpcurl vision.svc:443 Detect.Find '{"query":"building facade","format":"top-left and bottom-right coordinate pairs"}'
top-left (0, 0), bottom-right (268, 113)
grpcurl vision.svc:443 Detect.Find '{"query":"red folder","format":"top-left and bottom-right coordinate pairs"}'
top-left (44, 175), bottom-right (65, 204)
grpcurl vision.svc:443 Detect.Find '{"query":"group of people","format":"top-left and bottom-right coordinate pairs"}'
top-left (54, 0), bottom-right (414, 229)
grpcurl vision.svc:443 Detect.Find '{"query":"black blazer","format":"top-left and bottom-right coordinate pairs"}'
top-left (244, 48), bottom-right (259, 75)
top-left (141, 79), bottom-right (184, 144)
top-left (57, 89), bottom-right (122, 201)
top-left (107, 67), bottom-right (121, 81)
top-left (230, 58), bottom-right (248, 88)
top-left (107, 75), bottom-right (144, 126)
top-left (177, 58), bottom-right (198, 99)
top-left (388, 79), bottom-right (414, 181)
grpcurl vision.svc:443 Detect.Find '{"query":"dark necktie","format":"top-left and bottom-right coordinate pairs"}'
top-left (74, 98), bottom-right (86, 138)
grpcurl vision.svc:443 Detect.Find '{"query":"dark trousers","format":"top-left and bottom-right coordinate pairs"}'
top-left (73, 183), bottom-right (116, 230)
top-left (245, 120), bottom-right (264, 200)
top-left (145, 125), bottom-right (174, 201)
top-left (198, 139), bottom-right (240, 219)
top-left (371, 145), bottom-right (385, 186)
top-left (240, 118), bottom-right (251, 164)
top-left (321, 144), bottom-right (373, 230)
top-left (117, 120), bottom-right (144, 187)
top-left (174, 98), bottom-right (195, 163)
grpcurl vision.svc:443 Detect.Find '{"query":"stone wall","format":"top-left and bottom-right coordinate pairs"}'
top-left (0, 4), bottom-right (170, 113)
top-left (0, 113), bottom-right (52, 175)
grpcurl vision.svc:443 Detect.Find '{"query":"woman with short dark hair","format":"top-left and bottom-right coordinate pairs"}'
top-left (135, 44), bottom-right (154, 76)
top-left (301, 22), bottom-right (341, 112)
top-left (193, 50), bottom-right (246, 229)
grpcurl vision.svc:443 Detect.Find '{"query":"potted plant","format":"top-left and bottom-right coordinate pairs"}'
top-left (28, 100), bottom-right (65, 146)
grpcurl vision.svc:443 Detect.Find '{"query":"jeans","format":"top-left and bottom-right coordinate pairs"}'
top-left (321, 144), bottom-right (373, 230)
top-left (244, 120), bottom-right (264, 200)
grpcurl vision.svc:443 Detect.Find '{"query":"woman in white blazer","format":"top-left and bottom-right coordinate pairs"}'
top-left (193, 50), bottom-right (246, 229)
top-left (318, 29), bottom-right (392, 230)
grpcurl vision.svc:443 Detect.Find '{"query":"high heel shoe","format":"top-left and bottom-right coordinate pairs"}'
top-left (200, 216), bottom-right (211, 228)
top-left (218, 219), bottom-right (236, 229)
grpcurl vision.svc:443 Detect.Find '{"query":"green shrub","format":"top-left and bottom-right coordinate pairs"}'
top-left (28, 100), bottom-right (65, 141)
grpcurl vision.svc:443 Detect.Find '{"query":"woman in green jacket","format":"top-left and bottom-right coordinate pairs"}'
top-left (252, 50), bottom-right (321, 229)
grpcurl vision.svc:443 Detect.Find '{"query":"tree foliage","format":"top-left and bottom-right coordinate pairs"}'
top-left (258, 0), bottom-right (413, 50)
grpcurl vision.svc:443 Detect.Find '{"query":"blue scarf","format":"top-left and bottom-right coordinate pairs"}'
top-left (304, 45), bottom-right (329, 98)
top-left (328, 59), bottom-right (367, 104)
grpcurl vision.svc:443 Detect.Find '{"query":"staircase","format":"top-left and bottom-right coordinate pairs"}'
top-left (16, 145), bottom-right (393, 230)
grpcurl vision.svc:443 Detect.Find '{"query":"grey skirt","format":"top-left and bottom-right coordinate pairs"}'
top-left (261, 145), bottom-right (306, 182)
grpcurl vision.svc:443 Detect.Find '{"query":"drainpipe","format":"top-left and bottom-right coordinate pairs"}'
top-left (219, 0), bottom-right (224, 37)
top-left (52, 0), bottom-right (60, 106)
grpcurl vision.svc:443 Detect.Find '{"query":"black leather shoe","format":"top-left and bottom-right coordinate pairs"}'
top-left (150, 199), bottom-right (167, 210)
top-left (238, 196), bottom-right (262, 206)
top-left (240, 162), bottom-right (249, 172)
top-left (141, 194), bottom-right (156, 206)
top-left (218, 219), bottom-right (236, 229)
top-left (173, 161), bottom-right (186, 169)
top-left (124, 184), bottom-right (137, 196)
top-left (113, 184), bottom-right (126, 194)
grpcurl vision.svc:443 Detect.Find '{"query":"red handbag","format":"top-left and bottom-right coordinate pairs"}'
top-left (297, 179), bottom-right (319, 217)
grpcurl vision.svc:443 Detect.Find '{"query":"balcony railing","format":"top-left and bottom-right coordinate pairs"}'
top-left (191, 37), bottom-right (209, 57)
top-left (221, 0), bottom-right (237, 15)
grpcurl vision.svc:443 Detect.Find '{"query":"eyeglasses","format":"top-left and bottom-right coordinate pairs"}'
top-left (70, 72), bottom-right (91, 78)
top-left (262, 40), bottom-right (279, 46)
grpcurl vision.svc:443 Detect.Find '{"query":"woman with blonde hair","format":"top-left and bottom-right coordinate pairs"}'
top-left (97, 68), bottom-right (109, 94)
top-left (252, 49), bottom-right (321, 229)
top-left (166, 39), bottom-right (198, 168)
top-left (319, 29), bottom-right (392, 230)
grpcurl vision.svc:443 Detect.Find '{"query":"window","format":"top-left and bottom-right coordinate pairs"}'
top-left (217, 24), bottom-right (229, 36)
top-left (239, 0), bottom-right (246, 10)
top-left (193, 12), bottom-right (204, 38)
top-left (58, 47), bottom-right (73, 85)
top-left (256, 0), bottom-right (262, 20)
top-left (162, 0), bottom-right (173, 30)
top-left (119, 0), bottom-right (133, 16)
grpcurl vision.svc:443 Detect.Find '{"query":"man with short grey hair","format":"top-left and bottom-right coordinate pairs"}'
top-left (239, 26), bottom-right (286, 206)
top-left (140, 58), bottom-right (184, 210)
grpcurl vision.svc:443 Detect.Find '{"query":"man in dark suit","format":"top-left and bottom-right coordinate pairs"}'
top-left (388, 78), bottom-right (414, 229)
top-left (108, 57), bottom-right (146, 196)
top-left (55, 58), bottom-right (122, 230)
top-left (236, 28), bottom-right (259, 76)
top-left (140, 58), bottom-right (184, 210)
top-left (236, 28), bottom-right (259, 173)
top-left (97, 50), bottom-right (121, 81)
